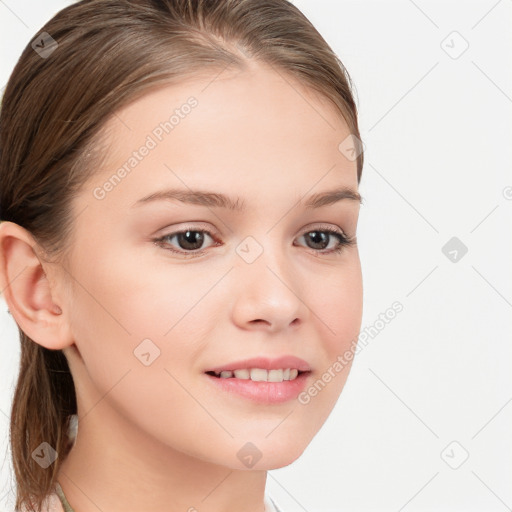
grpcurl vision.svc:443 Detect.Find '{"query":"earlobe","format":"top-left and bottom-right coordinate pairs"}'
top-left (0, 221), bottom-right (73, 350)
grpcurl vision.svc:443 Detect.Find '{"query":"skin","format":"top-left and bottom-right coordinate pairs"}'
top-left (0, 60), bottom-right (362, 512)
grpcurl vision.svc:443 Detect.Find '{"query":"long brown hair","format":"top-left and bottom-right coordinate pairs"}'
top-left (0, 1), bottom-right (364, 510)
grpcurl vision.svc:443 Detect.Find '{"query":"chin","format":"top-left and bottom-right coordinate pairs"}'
top-left (262, 454), bottom-right (302, 470)
top-left (245, 442), bottom-right (308, 471)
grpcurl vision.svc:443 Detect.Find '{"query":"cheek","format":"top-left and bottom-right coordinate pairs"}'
top-left (300, 256), bottom-right (363, 405)
top-left (64, 255), bottom-right (220, 454)
top-left (65, 246), bottom-right (226, 416)
top-left (312, 256), bottom-right (363, 350)
top-left (66, 252), bottom-right (197, 371)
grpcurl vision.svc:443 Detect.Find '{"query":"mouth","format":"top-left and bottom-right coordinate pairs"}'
top-left (203, 356), bottom-right (312, 402)
top-left (205, 368), bottom-right (311, 382)
top-left (204, 368), bottom-right (312, 403)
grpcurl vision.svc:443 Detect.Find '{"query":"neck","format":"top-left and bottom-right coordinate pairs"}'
top-left (58, 399), bottom-right (268, 512)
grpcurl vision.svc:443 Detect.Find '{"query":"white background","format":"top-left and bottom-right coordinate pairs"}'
top-left (1, 1), bottom-right (511, 511)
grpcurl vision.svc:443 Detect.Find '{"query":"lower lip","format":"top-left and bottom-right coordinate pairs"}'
top-left (204, 372), bottom-right (311, 404)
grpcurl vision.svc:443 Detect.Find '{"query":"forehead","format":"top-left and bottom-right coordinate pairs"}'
top-left (80, 62), bottom-right (358, 213)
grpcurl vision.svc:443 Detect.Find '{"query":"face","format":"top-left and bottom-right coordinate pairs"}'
top-left (59, 60), bottom-right (363, 470)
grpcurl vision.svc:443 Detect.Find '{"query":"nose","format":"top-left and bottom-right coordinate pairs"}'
top-left (230, 238), bottom-right (308, 332)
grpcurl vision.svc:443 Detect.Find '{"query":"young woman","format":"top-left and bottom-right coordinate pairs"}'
top-left (0, 1), bottom-right (364, 511)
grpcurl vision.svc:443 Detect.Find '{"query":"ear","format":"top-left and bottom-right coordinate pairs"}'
top-left (0, 221), bottom-right (74, 350)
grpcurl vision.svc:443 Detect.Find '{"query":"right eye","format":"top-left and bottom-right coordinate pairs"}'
top-left (153, 227), bottom-right (219, 257)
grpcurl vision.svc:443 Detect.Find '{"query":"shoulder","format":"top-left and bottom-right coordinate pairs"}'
top-left (19, 492), bottom-right (64, 512)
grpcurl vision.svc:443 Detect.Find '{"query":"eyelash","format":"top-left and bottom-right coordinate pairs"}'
top-left (153, 224), bottom-right (356, 259)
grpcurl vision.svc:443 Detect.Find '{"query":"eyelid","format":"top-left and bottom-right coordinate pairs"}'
top-left (155, 221), bottom-right (346, 239)
top-left (154, 221), bottom-right (218, 237)
top-left (153, 221), bottom-right (354, 257)
top-left (301, 222), bottom-right (346, 236)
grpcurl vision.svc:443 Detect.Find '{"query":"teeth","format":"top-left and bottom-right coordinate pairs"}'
top-left (214, 368), bottom-right (302, 382)
top-left (251, 368), bottom-right (269, 382)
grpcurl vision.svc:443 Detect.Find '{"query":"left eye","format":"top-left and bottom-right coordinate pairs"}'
top-left (153, 226), bottom-right (354, 258)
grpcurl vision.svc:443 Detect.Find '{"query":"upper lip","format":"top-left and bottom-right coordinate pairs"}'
top-left (206, 356), bottom-right (312, 373)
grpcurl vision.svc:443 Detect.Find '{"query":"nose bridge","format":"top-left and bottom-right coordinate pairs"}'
top-left (233, 230), bottom-right (302, 305)
top-left (235, 229), bottom-right (286, 276)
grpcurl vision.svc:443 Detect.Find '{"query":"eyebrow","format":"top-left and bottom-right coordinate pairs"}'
top-left (131, 186), bottom-right (362, 211)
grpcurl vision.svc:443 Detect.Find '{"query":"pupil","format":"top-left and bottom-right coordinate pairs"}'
top-left (307, 231), bottom-right (328, 250)
top-left (179, 230), bottom-right (204, 250)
